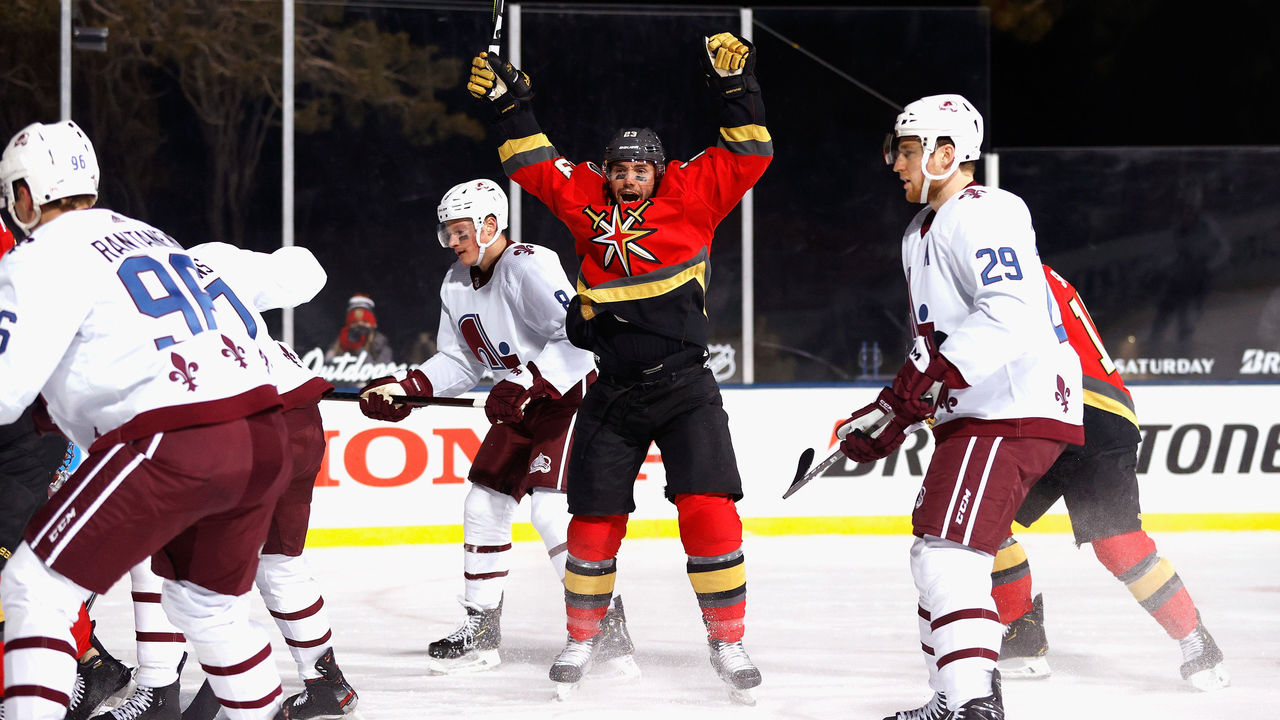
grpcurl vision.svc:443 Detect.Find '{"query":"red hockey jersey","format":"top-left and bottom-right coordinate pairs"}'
top-left (1044, 265), bottom-right (1141, 445)
top-left (495, 96), bottom-right (771, 358)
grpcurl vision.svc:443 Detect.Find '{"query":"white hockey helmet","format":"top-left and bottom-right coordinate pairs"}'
top-left (436, 178), bottom-right (508, 264)
top-left (887, 94), bottom-right (983, 204)
top-left (0, 120), bottom-right (100, 238)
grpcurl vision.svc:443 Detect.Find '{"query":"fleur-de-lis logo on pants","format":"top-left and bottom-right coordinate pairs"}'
top-left (221, 334), bottom-right (247, 368)
top-left (1054, 374), bottom-right (1071, 411)
top-left (169, 352), bottom-right (198, 391)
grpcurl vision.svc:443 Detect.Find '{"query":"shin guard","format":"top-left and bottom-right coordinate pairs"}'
top-left (564, 515), bottom-right (627, 641)
top-left (991, 536), bottom-right (1035, 625)
top-left (676, 494), bottom-right (746, 643)
top-left (1092, 530), bottom-right (1198, 639)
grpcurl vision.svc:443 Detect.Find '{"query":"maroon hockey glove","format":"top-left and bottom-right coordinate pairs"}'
top-left (485, 364), bottom-right (560, 425)
top-left (838, 388), bottom-right (915, 463)
top-left (359, 370), bottom-right (433, 423)
top-left (888, 337), bottom-right (968, 425)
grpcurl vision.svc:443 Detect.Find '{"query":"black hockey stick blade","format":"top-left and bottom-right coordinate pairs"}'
top-left (181, 680), bottom-right (219, 720)
top-left (783, 446), bottom-right (846, 499)
top-left (782, 447), bottom-right (815, 499)
top-left (327, 391), bottom-right (482, 408)
top-left (488, 0), bottom-right (506, 55)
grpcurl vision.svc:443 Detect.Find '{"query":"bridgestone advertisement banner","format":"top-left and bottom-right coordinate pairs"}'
top-left (310, 385), bottom-right (1280, 542)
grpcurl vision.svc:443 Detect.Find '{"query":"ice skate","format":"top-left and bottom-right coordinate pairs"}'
top-left (549, 634), bottom-right (597, 700)
top-left (997, 593), bottom-right (1051, 679)
top-left (91, 654), bottom-right (185, 720)
top-left (67, 635), bottom-right (135, 720)
top-left (281, 648), bottom-right (358, 719)
top-left (882, 691), bottom-right (949, 720)
top-left (708, 638), bottom-right (761, 706)
top-left (426, 596), bottom-right (502, 675)
top-left (591, 596), bottom-right (640, 680)
top-left (1179, 616), bottom-right (1230, 691)
top-left (951, 670), bottom-right (1003, 719)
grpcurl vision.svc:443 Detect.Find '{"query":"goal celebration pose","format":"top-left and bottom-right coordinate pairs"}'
top-left (466, 30), bottom-right (771, 701)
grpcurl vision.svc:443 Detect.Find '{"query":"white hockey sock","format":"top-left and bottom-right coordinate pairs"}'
top-left (256, 553), bottom-right (333, 680)
top-left (0, 544), bottom-right (88, 720)
top-left (161, 579), bottom-right (282, 720)
top-left (462, 484), bottom-right (517, 609)
top-left (910, 535), bottom-right (1002, 708)
top-left (129, 560), bottom-right (186, 688)
top-left (529, 488), bottom-right (569, 583)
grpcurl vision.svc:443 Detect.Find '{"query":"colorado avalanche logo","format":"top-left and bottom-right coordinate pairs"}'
top-left (458, 314), bottom-right (519, 371)
top-left (1055, 374), bottom-right (1071, 411)
top-left (529, 452), bottom-right (552, 475)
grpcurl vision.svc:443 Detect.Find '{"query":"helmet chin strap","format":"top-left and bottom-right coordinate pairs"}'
top-left (472, 222), bottom-right (501, 267)
top-left (3, 202), bottom-right (41, 239)
top-left (916, 139), bottom-right (960, 205)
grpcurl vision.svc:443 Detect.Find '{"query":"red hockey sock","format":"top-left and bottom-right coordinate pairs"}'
top-left (991, 536), bottom-right (1035, 624)
top-left (73, 603), bottom-right (92, 658)
top-left (564, 515), bottom-right (628, 640)
top-left (1092, 530), bottom-right (1198, 639)
top-left (676, 494), bottom-right (746, 643)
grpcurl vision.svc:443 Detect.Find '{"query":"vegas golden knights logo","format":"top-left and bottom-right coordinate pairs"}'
top-left (582, 201), bottom-right (659, 277)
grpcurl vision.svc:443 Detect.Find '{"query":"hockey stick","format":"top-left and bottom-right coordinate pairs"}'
top-left (488, 0), bottom-right (506, 55)
top-left (327, 391), bottom-right (482, 408)
top-left (782, 380), bottom-right (942, 499)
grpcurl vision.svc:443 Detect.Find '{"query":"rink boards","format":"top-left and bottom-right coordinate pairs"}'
top-left (306, 384), bottom-right (1280, 546)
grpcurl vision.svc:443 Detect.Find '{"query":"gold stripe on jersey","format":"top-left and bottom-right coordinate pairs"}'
top-left (498, 133), bottom-right (558, 173)
top-left (576, 249), bottom-right (708, 321)
top-left (718, 124), bottom-right (773, 156)
top-left (1083, 380), bottom-right (1139, 428)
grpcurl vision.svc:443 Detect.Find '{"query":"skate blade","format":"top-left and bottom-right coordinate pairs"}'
top-left (726, 686), bottom-right (757, 706)
top-left (1186, 664), bottom-right (1230, 692)
top-left (997, 655), bottom-right (1052, 679)
top-left (590, 654), bottom-right (641, 680)
top-left (553, 681), bottom-right (580, 702)
top-left (426, 649), bottom-right (501, 675)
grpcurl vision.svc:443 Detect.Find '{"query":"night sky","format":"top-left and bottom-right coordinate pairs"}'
top-left (589, 0), bottom-right (1280, 147)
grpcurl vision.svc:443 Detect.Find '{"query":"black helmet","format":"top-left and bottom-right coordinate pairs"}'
top-left (602, 127), bottom-right (665, 173)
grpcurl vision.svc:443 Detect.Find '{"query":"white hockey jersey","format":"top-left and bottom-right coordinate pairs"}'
top-left (902, 185), bottom-right (1083, 443)
top-left (0, 209), bottom-right (279, 450)
top-left (422, 242), bottom-right (595, 396)
top-left (189, 242), bottom-right (332, 407)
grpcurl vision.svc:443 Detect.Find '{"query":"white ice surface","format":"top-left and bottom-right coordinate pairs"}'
top-left (84, 531), bottom-right (1278, 719)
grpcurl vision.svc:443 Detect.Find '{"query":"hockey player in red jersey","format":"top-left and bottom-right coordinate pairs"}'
top-left (0, 121), bottom-right (294, 720)
top-left (841, 96), bottom-right (1083, 720)
top-left (359, 179), bottom-right (635, 679)
top-left (466, 31), bottom-right (771, 702)
top-left (990, 265), bottom-right (1228, 691)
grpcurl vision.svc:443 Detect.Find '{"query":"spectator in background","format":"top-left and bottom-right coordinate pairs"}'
top-left (326, 293), bottom-right (393, 363)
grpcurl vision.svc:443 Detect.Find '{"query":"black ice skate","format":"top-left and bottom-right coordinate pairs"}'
top-left (997, 593), bottom-right (1051, 679)
top-left (426, 596), bottom-right (502, 675)
top-left (591, 596), bottom-right (640, 680)
top-left (91, 653), bottom-right (185, 720)
top-left (882, 691), bottom-right (949, 720)
top-left (950, 670), bottom-right (1003, 720)
top-left (1179, 615), bottom-right (1230, 691)
top-left (708, 638), bottom-right (761, 706)
top-left (281, 648), bottom-right (358, 719)
top-left (67, 634), bottom-right (134, 720)
top-left (549, 632), bottom-right (596, 701)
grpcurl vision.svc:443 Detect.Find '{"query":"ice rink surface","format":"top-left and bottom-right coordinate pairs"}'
top-left (87, 531), bottom-right (1278, 719)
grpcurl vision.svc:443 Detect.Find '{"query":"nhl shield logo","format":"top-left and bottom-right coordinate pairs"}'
top-left (529, 452), bottom-right (552, 474)
top-left (708, 343), bottom-right (736, 383)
